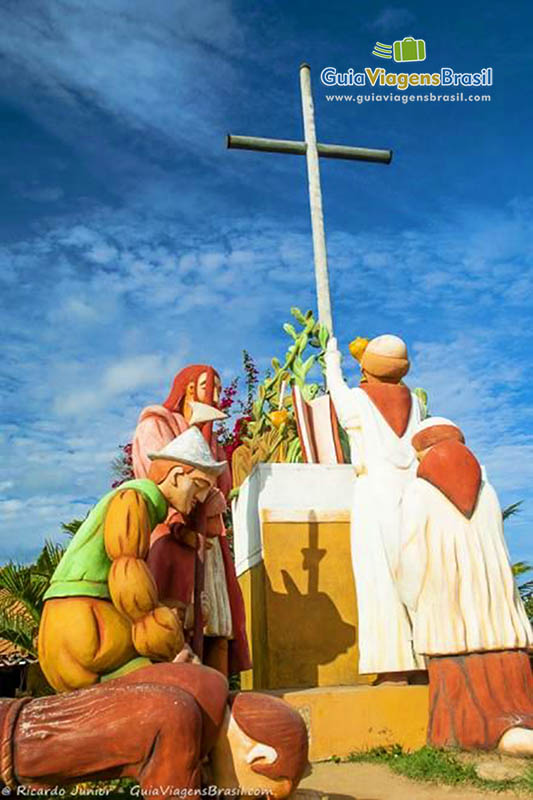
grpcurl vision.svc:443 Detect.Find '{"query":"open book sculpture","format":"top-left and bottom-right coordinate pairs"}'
top-left (292, 386), bottom-right (345, 464)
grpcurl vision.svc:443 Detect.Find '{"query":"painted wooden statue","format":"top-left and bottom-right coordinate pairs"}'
top-left (132, 365), bottom-right (250, 676)
top-left (325, 334), bottom-right (426, 680)
top-left (0, 662), bottom-right (309, 795)
top-left (398, 418), bottom-right (533, 755)
top-left (38, 428), bottom-right (226, 692)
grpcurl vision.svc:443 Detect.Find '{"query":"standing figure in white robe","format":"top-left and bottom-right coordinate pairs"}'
top-left (397, 418), bottom-right (533, 755)
top-left (325, 334), bottom-right (426, 677)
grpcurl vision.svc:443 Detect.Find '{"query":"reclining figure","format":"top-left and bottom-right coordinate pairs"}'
top-left (0, 662), bottom-right (309, 796)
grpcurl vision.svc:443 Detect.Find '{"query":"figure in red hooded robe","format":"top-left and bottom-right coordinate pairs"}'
top-left (132, 365), bottom-right (250, 677)
top-left (397, 417), bottom-right (533, 755)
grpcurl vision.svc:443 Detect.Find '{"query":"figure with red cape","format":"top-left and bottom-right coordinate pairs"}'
top-left (398, 418), bottom-right (533, 755)
top-left (132, 364), bottom-right (251, 677)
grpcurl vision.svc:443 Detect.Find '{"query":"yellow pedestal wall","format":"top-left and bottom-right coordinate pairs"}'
top-left (240, 519), bottom-right (374, 690)
top-left (278, 684), bottom-right (429, 761)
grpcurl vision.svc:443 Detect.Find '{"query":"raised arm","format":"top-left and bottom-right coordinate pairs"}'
top-left (324, 337), bottom-right (360, 429)
top-left (104, 488), bottom-right (183, 661)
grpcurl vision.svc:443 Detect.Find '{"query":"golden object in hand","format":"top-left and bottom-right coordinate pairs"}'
top-left (348, 337), bottom-right (369, 362)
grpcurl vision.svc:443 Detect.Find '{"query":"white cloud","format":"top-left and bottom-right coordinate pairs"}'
top-left (103, 355), bottom-right (170, 394)
top-left (53, 353), bottom-right (188, 416)
top-left (0, 0), bottom-right (243, 155)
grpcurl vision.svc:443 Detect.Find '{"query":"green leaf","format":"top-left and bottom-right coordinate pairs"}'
top-left (283, 323), bottom-right (297, 340)
top-left (61, 519), bottom-right (84, 537)
top-left (0, 563), bottom-right (43, 622)
top-left (503, 501), bottom-right (522, 521)
top-left (292, 357), bottom-right (305, 378)
top-left (302, 354), bottom-right (316, 376)
top-left (0, 620), bottom-right (36, 658)
top-left (512, 561), bottom-right (532, 577)
top-left (318, 325), bottom-right (330, 350)
top-left (35, 540), bottom-right (66, 578)
top-left (302, 383), bottom-right (320, 402)
top-left (414, 387), bottom-right (429, 417)
top-left (290, 307), bottom-right (306, 324)
top-left (296, 332), bottom-right (309, 352)
top-left (286, 437), bottom-right (303, 463)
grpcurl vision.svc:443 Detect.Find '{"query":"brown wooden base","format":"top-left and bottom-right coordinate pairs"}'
top-left (428, 650), bottom-right (533, 750)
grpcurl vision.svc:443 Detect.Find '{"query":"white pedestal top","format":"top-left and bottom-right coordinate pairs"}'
top-left (232, 463), bottom-right (355, 576)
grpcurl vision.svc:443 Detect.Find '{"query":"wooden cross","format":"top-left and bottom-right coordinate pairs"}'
top-left (227, 63), bottom-right (392, 334)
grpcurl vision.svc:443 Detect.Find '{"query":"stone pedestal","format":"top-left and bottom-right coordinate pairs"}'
top-left (233, 463), bottom-right (371, 690)
top-left (232, 464), bottom-right (430, 757)
top-left (278, 684), bottom-right (429, 759)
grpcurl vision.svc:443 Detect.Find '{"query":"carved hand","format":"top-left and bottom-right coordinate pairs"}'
top-left (132, 605), bottom-right (184, 661)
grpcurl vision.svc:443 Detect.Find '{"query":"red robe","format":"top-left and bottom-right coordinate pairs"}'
top-left (0, 663), bottom-right (228, 790)
top-left (132, 404), bottom-right (251, 674)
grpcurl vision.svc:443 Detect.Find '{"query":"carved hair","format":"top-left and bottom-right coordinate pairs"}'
top-left (229, 692), bottom-right (308, 785)
top-left (163, 365), bottom-right (221, 445)
top-left (163, 365), bottom-right (219, 412)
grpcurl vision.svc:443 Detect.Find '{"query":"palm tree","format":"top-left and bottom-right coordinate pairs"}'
top-left (0, 540), bottom-right (67, 658)
top-left (503, 501), bottom-right (523, 521)
top-left (504, 502), bottom-right (533, 622)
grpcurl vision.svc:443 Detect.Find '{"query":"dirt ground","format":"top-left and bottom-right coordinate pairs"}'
top-left (296, 760), bottom-right (530, 800)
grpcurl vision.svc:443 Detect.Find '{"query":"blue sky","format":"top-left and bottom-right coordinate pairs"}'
top-left (1, 0), bottom-right (532, 563)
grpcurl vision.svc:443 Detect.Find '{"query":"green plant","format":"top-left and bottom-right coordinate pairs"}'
top-left (61, 519), bottom-right (84, 537)
top-left (503, 501), bottom-right (522, 521)
top-left (505, 502), bottom-right (533, 622)
top-left (241, 307), bottom-right (330, 464)
top-left (339, 746), bottom-right (533, 792)
top-left (0, 526), bottom-right (79, 658)
top-left (0, 562), bottom-right (45, 656)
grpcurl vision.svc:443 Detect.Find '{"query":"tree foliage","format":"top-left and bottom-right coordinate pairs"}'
top-left (505, 503), bottom-right (533, 622)
top-left (0, 533), bottom-right (75, 659)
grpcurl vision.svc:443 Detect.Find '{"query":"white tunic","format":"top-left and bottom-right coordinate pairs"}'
top-left (397, 478), bottom-right (533, 656)
top-left (325, 348), bottom-right (425, 673)
top-left (203, 537), bottom-right (233, 639)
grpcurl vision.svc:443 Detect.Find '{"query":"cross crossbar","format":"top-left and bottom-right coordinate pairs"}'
top-left (226, 64), bottom-right (393, 332)
top-left (227, 134), bottom-right (392, 165)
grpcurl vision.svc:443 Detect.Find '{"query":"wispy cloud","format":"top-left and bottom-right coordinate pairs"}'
top-left (0, 0), bottom-right (244, 159)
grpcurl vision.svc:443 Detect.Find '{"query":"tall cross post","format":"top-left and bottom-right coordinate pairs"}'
top-left (227, 63), bottom-right (392, 334)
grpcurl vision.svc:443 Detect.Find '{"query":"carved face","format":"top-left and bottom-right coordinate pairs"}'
top-left (158, 465), bottom-right (216, 515)
top-left (186, 371), bottom-right (222, 408)
top-left (210, 709), bottom-right (292, 799)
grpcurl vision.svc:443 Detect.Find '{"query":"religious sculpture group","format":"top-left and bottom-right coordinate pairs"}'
top-left (325, 334), bottom-right (533, 756)
top-left (1, 366), bottom-right (307, 792)
top-left (2, 335), bottom-right (533, 791)
top-left (131, 365), bottom-right (250, 677)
